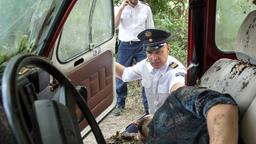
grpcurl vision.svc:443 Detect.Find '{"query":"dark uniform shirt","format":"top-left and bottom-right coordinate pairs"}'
top-left (146, 86), bottom-right (237, 144)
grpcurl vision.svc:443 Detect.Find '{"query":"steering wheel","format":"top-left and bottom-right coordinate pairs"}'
top-left (1, 54), bottom-right (106, 144)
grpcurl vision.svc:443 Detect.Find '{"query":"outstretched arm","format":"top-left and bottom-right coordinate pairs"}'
top-left (115, 62), bottom-right (125, 79)
top-left (207, 104), bottom-right (239, 144)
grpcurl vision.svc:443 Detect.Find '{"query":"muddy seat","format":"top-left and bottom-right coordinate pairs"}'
top-left (198, 10), bottom-right (256, 144)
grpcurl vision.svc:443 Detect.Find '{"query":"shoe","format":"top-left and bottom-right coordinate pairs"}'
top-left (124, 123), bottom-right (139, 133)
top-left (112, 107), bottom-right (123, 116)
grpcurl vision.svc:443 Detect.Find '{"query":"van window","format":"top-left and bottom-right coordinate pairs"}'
top-left (57, 0), bottom-right (113, 62)
top-left (91, 0), bottom-right (113, 47)
top-left (215, 0), bottom-right (256, 52)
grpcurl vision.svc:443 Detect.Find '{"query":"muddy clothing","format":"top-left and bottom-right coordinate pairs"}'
top-left (146, 86), bottom-right (237, 144)
top-left (122, 56), bottom-right (186, 114)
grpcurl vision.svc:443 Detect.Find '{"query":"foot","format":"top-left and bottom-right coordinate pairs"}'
top-left (124, 123), bottom-right (139, 133)
top-left (112, 107), bottom-right (124, 116)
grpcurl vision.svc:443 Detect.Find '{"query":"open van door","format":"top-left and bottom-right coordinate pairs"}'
top-left (43, 0), bottom-right (116, 137)
top-left (0, 0), bottom-right (115, 142)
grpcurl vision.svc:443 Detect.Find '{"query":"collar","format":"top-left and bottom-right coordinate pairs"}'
top-left (127, 2), bottom-right (141, 9)
top-left (135, 2), bottom-right (141, 7)
top-left (147, 60), bottom-right (169, 75)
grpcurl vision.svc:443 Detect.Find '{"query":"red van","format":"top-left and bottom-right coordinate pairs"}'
top-left (0, 0), bottom-right (255, 143)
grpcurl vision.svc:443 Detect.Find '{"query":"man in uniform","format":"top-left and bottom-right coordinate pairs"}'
top-left (115, 29), bottom-right (186, 115)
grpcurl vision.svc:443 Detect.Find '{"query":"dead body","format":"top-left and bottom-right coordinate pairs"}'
top-left (137, 86), bottom-right (238, 144)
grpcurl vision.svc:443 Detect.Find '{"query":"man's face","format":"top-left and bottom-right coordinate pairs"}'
top-left (147, 43), bottom-right (169, 69)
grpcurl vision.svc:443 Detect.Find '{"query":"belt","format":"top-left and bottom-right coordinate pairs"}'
top-left (122, 41), bottom-right (141, 44)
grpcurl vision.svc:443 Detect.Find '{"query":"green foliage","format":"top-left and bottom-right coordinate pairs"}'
top-left (113, 0), bottom-right (122, 6)
top-left (0, 35), bottom-right (33, 72)
top-left (148, 0), bottom-right (188, 64)
top-left (154, 12), bottom-right (187, 64)
top-left (170, 41), bottom-right (187, 64)
top-left (0, 54), bottom-right (8, 72)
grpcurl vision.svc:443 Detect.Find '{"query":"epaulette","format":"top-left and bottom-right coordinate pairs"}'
top-left (169, 62), bottom-right (178, 69)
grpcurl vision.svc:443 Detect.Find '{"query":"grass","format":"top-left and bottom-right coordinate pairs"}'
top-left (124, 80), bottom-right (144, 115)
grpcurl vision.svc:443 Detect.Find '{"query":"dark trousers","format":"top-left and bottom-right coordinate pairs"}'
top-left (116, 41), bottom-right (148, 113)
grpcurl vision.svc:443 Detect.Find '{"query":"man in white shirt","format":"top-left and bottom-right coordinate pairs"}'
top-left (115, 29), bottom-right (186, 115)
top-left (114, 0), bottom-right (155, 116)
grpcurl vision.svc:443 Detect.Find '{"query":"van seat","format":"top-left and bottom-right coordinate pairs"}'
top-left (199, 58), bottom-right (256, 115)
top-left (198, 10), bottom-right (256, 144)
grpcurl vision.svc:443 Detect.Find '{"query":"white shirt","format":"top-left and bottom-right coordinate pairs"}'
top-left (121, 56), bottom-right (186, 114)
top-left (115, 2), bottom-right (155, 41)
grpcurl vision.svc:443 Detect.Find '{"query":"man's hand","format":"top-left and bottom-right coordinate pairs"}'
top-left (170, 82), bottom-right (185, 92)
top-left (121, 0), bottom-right (129, 9)
top-left (115, 62), bottom-right (125, 79)
top-left (137, 114), bottom-right (153, 142)
top-left (123, 0), bottom-right (136, 8)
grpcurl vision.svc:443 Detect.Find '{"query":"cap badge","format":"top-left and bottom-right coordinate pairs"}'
top-left (145, 31), bottom-right (152, 38)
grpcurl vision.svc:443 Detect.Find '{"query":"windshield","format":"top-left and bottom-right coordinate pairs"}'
top-left (0, 0), bottom-right (63, 72)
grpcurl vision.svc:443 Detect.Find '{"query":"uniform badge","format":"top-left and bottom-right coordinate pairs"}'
top-left (175, 72), bottom-right (186, 77)
top-left (145, 31), bottom-right (152, 38)
top-left (169, 62), bottom-right (178, 69)
top-left (145, 31), bottom-right (153, 43)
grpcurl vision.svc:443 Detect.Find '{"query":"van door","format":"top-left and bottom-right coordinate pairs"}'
top-left (49, 0), bottom-right (116, 136)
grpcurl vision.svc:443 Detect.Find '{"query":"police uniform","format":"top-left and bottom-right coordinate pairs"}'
top-left (121, 29), bottom-right (187, 114)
